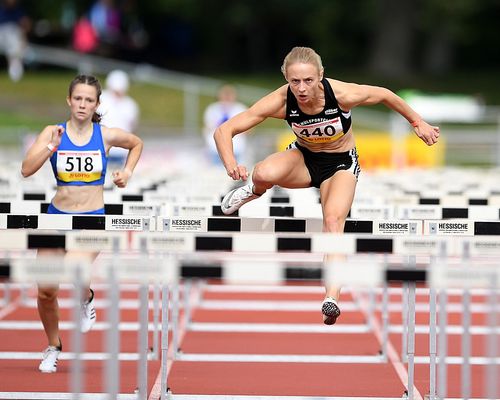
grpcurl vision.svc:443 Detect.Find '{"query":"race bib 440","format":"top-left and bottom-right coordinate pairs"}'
top-left (56, 150), bottom-right (103, 182)
top-left (292, 118), bottom-right (344, 143)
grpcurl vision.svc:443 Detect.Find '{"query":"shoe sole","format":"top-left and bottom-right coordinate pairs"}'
top-left (39, 362), bottom-right (58, 373)
top-left (322, 301), bottom-right (341, 325)
top-left (40, 368), bottom-right (57, 373)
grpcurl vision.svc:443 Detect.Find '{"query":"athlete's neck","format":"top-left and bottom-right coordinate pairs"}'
top-left (68, 119), bottom-right (92, 137)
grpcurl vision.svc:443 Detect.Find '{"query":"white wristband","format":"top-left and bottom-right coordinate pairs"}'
top-left (47, 143), bottom-right (57, 152)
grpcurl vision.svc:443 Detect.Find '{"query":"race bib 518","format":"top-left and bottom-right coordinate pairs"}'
top-left (56, 150), bottom-right (103, 182)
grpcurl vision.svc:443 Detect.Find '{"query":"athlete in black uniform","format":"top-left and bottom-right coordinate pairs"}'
top-left (216, 46), bottom-right (439, 324)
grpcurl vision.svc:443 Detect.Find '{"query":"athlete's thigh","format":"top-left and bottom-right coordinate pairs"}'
top-left (257, 149), bottom-right (311, 188)
top-left (319, 170), bottom-right (357, 219)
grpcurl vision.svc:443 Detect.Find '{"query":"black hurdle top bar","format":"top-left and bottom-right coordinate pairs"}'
top-left (194, 236), bottom-right (393, 252)
top-left (3, 202), bottom-right (500, 221)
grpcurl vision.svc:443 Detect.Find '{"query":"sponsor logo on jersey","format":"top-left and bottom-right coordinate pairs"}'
top-left (325, 108), bottom-right (338, 115)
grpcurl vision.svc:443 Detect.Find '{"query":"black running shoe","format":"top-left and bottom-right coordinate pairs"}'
top-left (322, 297), bottom-right (341, 325)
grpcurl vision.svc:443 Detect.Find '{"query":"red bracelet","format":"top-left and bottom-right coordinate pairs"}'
top-left (47, 143), bottom-right (58, 153)
top-left (410, 119), bottom-right (421, 128)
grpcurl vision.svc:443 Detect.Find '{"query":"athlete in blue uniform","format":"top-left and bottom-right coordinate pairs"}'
top-left (216, 47), bottom-right (439, 325)
top-left (21, 74), bottom-right (143, 372)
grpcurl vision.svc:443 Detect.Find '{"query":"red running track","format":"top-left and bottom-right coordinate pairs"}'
top-left (0, 282), bottom-right (493, 398)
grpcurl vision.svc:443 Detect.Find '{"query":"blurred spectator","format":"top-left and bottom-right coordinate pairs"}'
top-left (73, 1), bottom-right (147, 58)
top-left (0, 0), bottom-right (30, 82)
top-left (98, 69), bottom-right (140, 167)
top-left (89, 0), bottom-right (120, 45)
top-left (72, 15), bottom-right (98, 53)
top-left (203, 84), bottom-right (248, 165)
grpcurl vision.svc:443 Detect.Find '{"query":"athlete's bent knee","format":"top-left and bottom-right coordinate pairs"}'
top-left (323, 214), bottom-right (345, 233)
top-left (38, 288), bottom-right (58, 303)
top-left (252, 162), bottom-right (275, 189)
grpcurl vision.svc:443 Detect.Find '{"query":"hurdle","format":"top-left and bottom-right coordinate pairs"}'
top-left (3, 254), bottom-right (178, 400)
top-left (5, 249), bottom-right (498, 399)
top-left (0, 218), bottom-right (162, 400)
top-left (2, 216), bottom-right (500, 398)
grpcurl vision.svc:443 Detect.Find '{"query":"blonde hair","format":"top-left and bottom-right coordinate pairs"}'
top-left (281, 47), bottom-right (324, 77)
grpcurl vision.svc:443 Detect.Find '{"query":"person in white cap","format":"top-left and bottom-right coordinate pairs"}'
top-left (98, 69), bottom-right (140, 167)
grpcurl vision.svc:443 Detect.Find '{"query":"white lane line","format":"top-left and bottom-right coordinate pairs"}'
top-left (0, 352), bottom-right (143, 361)
top-left (156, 396), bottom-right (405, 400)
top-left (0, 293), bottom-right (22, 320)
top-left (0, 393), bottom-right (137, 399)
top-left (0, 321), bottom-right (168, 331)
top-left (2, 320), bottom-right (498, 336)
top-left (175, 354), bottom-right (384, 363)
top-left (353, 289), bottom-right (424, 400)
top-left (162, 396), bottom-right (490, 400)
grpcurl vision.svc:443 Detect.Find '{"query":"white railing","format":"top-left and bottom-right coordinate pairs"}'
top-left (3, 44), bottom-right (500, 165)
top-left (14, 43), bottom-right (269, 136)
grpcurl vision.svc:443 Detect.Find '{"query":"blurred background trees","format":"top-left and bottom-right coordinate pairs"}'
top-left (20, 0), bottom-right (500, 77)
top-left (2, 0), bottom-right (500, 166)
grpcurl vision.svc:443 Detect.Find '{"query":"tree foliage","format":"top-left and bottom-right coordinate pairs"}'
top-left (20, 0), bottom-right (500, 76)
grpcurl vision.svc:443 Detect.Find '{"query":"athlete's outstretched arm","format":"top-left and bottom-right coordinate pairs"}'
top-left (214, 86), bottom-right (287, 181)
top-left (332, 79), bottom-right (440, 146)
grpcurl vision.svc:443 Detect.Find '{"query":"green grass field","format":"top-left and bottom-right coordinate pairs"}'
top-left (2, 68), bottom-right (499, 126)
top-left (0, 70), bottom-right (290, 146)
top-left (0, 70), bottom-right (213, 133)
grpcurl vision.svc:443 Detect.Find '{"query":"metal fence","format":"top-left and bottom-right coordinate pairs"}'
top-left (2, 44), bottom-right (500, 166)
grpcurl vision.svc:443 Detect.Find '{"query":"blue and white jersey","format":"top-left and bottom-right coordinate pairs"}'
top-left (50, 122), bottom-right (108, 186)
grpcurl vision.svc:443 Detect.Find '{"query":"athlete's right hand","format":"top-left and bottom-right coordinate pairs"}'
top-left (227, 164), bottom-right (249, 181)
top-left (50, 126), bottom-right (64, 146)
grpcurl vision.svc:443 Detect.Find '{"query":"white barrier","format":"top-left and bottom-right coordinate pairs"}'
top-left (3, 228), bottom-right (500, 258)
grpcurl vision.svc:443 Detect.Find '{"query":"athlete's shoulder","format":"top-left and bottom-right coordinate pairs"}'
top-left (325, 78), bottom-right (352, 91)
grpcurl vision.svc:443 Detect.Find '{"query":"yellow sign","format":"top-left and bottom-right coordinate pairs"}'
top-left (276, 130), bottom-right (445, 170)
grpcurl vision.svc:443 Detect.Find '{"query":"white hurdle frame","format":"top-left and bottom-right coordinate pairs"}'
top-left (1, 226), bottom-right (500, 398)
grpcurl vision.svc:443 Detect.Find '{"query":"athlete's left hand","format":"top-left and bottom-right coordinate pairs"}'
top-left (413, 120), bottom-right (440, 146)
top-left (112, 169), bottom-right (132, 188)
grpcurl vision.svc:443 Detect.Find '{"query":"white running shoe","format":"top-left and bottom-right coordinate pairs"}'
top-left (221, 184), bottom-right (260, 215)
top-left (80, 288), bottom-right (96, 333)
top-left (322, 297), bottom-right (341, 325)
top-left (39, 343), bottom-right (62, 373)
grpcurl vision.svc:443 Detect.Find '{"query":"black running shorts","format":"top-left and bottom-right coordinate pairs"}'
top-left (288, 141), bottom-right (361, 188)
